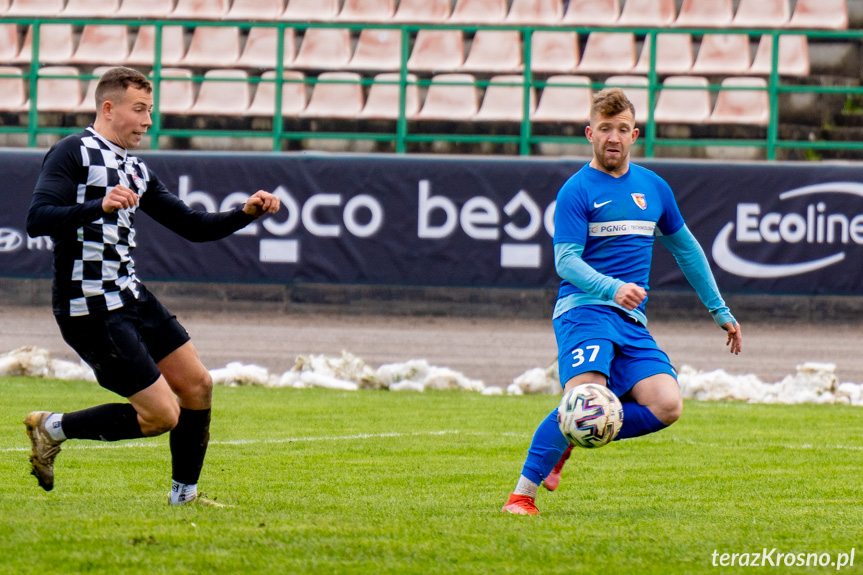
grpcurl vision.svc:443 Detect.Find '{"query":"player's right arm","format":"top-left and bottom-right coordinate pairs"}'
top-left (554, 243), bottom-right (644, 310)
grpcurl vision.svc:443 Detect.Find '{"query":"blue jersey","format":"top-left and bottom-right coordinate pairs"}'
top-left (553, 163), bottom-right (685, 318)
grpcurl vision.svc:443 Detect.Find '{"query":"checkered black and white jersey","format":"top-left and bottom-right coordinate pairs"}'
top-left (27, 127), bottom-right (256, 317)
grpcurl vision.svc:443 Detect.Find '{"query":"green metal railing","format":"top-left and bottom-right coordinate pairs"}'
top-left (2, 16), bottom-right (863, 159)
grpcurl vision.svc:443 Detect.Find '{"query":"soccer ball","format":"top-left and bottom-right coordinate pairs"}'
top-left (557, 383), bottom-right (624, 448)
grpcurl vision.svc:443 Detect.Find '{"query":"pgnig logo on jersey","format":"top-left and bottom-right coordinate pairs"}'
top-left (711, 182), bottom-right (863, 279)
top-left (0, 228), bottom-right (23, 252)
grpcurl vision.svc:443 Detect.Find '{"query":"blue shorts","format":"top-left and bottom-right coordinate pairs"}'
top-left (553, 305), bottom-right (676, 398)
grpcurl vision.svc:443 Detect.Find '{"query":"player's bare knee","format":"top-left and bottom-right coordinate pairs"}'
top-left (139, 405), bottom-right (180, 436)
top-left (656, 396), bottom-right (683, 425)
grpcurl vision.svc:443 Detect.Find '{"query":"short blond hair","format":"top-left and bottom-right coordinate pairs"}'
top-left (590, 87), bottom-right (635, 122)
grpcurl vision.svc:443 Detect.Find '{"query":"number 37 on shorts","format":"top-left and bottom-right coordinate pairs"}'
top-left (571, 344), bottom-right (603, 368)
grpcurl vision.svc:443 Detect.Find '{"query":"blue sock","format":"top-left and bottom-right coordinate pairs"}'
top-left (521, 408), bottom-right (571, 485)
top-left (615, 402), bottom-right (667, 440)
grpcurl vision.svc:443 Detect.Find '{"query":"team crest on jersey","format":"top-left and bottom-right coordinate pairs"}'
top-left (631, 193), bottom-right (647, 210)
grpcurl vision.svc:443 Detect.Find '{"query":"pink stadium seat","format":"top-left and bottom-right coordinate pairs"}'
top-left (6, 0), bottom-right (63, 16)
top-left (180, 26), bottom-right (241, 68)
top-left (125, 26), bottom-right (186, 67)
top-left (407, 30), bottom-right (464, 72)
top-left (393, 0), bottom-right (451, 23)
top-left (62, 0), bottom-right (119, 16)
top-left (189, 69), bottom-right (250, 116)
top-left (347, 29), bottom-right (402, 71)
top-left (461, 31), bottom-right (522, 73)
top-left (691, 34), bottom-right (751, 75)
top-left (155, 68), bottom-right (195, 114)
top-left (301, 71), bottom-right (364, 118)
top-left (562, 0), bottom-right (619, 25)
top-left (247, 70), bottom-right (307, 117)
top-left (171, 0), bottom-right (229, 20)
top-left (577, 32), bottom-right (635, 74)
top-left (338, 0), bottom-right (394, 22)
top-left (788, 0), bottom-right (848, 30)
top-left (236, 28), bottom-right (296, 69)
top-left (281, 0), bottom-right (339, 21)
top-left (15, 25), bottom-right (75, 64)
top-left (604, 75), bottom-right (648, 123)
top-left (449, 0), bottom-right (507, 24)
top-left (505, 0), bottom-right (563, 25)
top-left (75, 66), bottom-right (113, 113)
top-left (36, 66), bottom-right (82, 112)
top-left (708, 77), bottom-right (769, 125)
top-left (531, 75), bottom-right (592, 123)
top-left (226, 0), bottom-right (285, 20)
top-left (531, 31), bottom-right (579, 74)
top-left (69, 25), bottom-right (129, 65)
top-left (292, 28), bottom-right (352, 70)
top-left (633, 33), bottom-right (693, 75)
top-left (749, 34), bottom-right (810, 77)
top-left (653, 76), bottom-right (711, 124)
top-left (417, 73), bottom-right (479, 120)
top-left (617, 0), bottom-right (676, 27)
top-left (0, 0), bottom-right (8, 15)
top-left (731, 0), bottom-right (790, 28)
top-left (0, 24), bottom-right (21, 63)
top-left (474, 75), bottom-right (536, 122)
top-left (673, 0), bottom-right (733, 28)
top-left (360, 73), bottom-right (420, 120)
top-left (116, 0), bottom-right (174, 17)
top-left (0, 66), bottom-right (27, 112)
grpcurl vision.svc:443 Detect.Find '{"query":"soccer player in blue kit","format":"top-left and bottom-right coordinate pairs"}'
top-left (502, 87), bottom-right (743, 515)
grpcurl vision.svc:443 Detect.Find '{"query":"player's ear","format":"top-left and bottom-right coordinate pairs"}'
top-left (100, 99), bottom-right (113, 120)
top-left (631, 126), bottom-right (639, 143)
top-left (585, 124), bottom-right (593, 142)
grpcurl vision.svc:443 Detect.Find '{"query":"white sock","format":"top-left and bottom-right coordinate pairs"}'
top-left (45, 413), bottom-right (66, 441)
top-left (170, 481), bottom-right (197, 505)
top-left (514, 475), bottom-right (539, 498)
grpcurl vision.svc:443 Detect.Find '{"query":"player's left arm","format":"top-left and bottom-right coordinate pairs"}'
top-left (241, 190), bottom-right (280, 218)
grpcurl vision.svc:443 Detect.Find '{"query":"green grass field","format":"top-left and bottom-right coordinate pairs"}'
top-left (1, 376), bottom-right (861, 575)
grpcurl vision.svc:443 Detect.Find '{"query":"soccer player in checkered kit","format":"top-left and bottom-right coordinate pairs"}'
top-left (24, 67), bottom-right (280, 506)
top-left (502, 88), bottom-right (744, 515)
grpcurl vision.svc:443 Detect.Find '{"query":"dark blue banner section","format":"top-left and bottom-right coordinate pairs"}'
top-left (3, 149), bottom-right (863, 295)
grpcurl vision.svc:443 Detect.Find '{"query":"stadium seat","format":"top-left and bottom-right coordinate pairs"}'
top-left (673, 0), bottom-right (733, 28)
top-left (155, 68), bottom-right (195, 114)
top-left (0, 0), bottom-right (7, 15)
top-left (225, 0), bottom-right (284, 20)
top-left (530, 31), bottom-right (579, 74)
top-left (171, 0), bottom-right (229, 19)
top-left (731, 0), bottom-right (790, 28)
top-left (6, 0), bottom-right (63, 16)
top-left (292, 28), bottom-right (352, 70)
top-left (749, 34), bottom-right (810, 77)
top-left (189, 69), bottom-right (250, 116)
top-left (577, 32), bottom-right (635, 74)
top-left (653, 76), bottom-right (711, 123)
top-left (69, 25), bottom-right (129, 65)
top-left (416, 73), bottom-right (479, 120)
top-left (449, 0), bottom-right (508, 24)
top-left (125, 26), bottom-right (186, 66)
top-left (15, 24), bottom-right (74, 64)
top-left (633, 33), bottom-right (693, 75)
top-left (75, 65), bottom-right (113, 113)
top-left (237, 28), bottom-right (296, 69)
top-left (474, 75), bottom-right (536, 122)
top-left (338, 0), bottom-right (394, 22)
top-left (393, 0), bottom-right (451, 23)
top-left (531, 75), bottom-right (592, 123)
top-left (281, 0), bottom-right (339, 21)
top-left (788, 0), bottom-right (848, 30)
top-left (247, 70), bottom-right (307, 116)
top-left (116, 0), bottom-right (173, 17)
top-left (407, 30), bottom-right (464, 72)
top-left (301, 71), bottom-right (364, 118)
top-left (62, 0), bottom-right (119, 16)
top-left (360, 73), bottom-right (420, 120)
top-left (461, 31), bottom-right (522, 73)
top-left (180, 26), bottom-right (241, 68)
top-left (691, 34), bottom-right (751, 75)
top-left (505, 0), bottom-right (563, 25)
top-left (36, 66), bottom-right (82, 112)
top-left (708, 77), bottom-right (769, 125)
top-left (562, 0), bottom-right (619, 25)
top-left (0, 24), bottom-right (21, 63)
top-left (0, 66), bottom-right (27, 112)
top-left (347, 29), bottom-right (402, 71)
top-left (617, 0), bottom-right (676, 27)
top-left (604, 75), bottom-right (648, 123)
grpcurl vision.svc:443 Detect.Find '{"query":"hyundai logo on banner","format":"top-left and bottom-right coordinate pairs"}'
top-left (0, 228), bottom-right (23, 252)
top-left (712, 182), bottom-right (863, 278)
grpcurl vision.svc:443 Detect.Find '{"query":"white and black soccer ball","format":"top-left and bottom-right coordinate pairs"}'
top-left (557, 383), bottom-right (624, 448)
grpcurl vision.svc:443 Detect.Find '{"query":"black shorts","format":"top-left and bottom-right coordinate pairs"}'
top-left (55, 285), bottom-right (191, 397)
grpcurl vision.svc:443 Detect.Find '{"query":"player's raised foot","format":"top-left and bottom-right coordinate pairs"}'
top-left (542, 444), bottom-right (573, 492)
top-left (23, 411), bottom-right (64, 492)
top-left (501, 493), bottom-right (540, 516)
